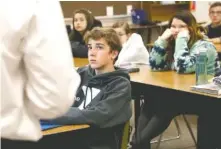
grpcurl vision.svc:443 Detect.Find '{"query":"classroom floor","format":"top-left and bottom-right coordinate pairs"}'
top-left (151, 115), bottom-right (197, 149)
top-left (129, 115), bottom-right (198, 149)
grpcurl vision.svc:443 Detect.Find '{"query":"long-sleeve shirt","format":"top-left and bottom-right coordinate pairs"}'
top-left (149, 36), bottom-right (220, 75)
top-left (1, 0), bottom-right (80, 141)
top-left (115, 33), bottom-right (149, 66)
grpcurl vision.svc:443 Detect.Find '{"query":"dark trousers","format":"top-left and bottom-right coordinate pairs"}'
top-left (131, 93), bottom-right (221, 149)
top-left (1, 138), bottom-right (38, 149)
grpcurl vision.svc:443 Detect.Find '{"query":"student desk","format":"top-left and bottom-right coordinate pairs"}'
top-left (73, 58), bottom-right (89, 67)
top-left (129, 65), bottom-right (221, 130)
top-left (215, 43), bottom-right (221, 52)
top-left (42, 124), bottom-right (90, 136)
top-left (214, 43), bottom-right (221, 60)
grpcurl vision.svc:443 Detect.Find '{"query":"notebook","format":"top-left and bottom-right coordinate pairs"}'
top-left (190, 83), bottom-right (221, 96)
top-left (40, 121), bottom-right (61, 130)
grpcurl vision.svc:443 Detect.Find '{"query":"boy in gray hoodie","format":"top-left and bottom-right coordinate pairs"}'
top-left (40, 27), bottom-right (132, 149)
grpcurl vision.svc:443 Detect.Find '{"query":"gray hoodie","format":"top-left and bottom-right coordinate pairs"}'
top-left (45, 66), bottom-right (132, 128)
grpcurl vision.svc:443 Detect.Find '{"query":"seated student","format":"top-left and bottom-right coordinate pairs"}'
top-left (112, 22), bottom-right (149, 66)
top-left (69, 9), bottom-right (102, 58)
top-left (206, 2), bottom-right (221, 44)
top-left (130, 11), bottom-right (220, 149)
top-left (40, 27), bottom-right (132, 149)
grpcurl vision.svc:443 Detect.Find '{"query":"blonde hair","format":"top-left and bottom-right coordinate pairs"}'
top-left (112, 21), bottom-right (131, 34)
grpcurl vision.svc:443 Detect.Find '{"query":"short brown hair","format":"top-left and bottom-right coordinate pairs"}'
top-left (112, 21), bottom-right (131, 34)
top-left (84, 27), bottom-right (122, 52)
top-left (209, 2), bottom-right (221, 10)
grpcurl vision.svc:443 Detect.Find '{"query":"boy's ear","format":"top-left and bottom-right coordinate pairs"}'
top-left (111, 50), bottom-right (119, 60)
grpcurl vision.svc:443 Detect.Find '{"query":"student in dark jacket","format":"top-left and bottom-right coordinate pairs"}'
top-left (206, 2), bottom-right (221, 44)
top-left (69, 9), bottom-right (102, 58)
top-left (40, 27), bottom-right (132, 149)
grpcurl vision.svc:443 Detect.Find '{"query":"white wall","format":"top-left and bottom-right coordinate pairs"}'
top-left (191, 1), bottom-right (212, 23)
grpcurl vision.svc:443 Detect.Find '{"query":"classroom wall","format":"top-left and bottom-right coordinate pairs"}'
top-left (61, 1), bottom-right (213, 43)
top-left (60, 1), bottom-right (141, 17)
top-left (191, 1), bottom-right (211, 23)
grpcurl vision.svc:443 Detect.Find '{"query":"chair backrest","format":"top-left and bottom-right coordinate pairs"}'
top-left (111, 121), bottom-right (130, 149)
top-left (120, 121), bottom-right (130, 149)
top-left (113, 121), bottom-right (130, 149)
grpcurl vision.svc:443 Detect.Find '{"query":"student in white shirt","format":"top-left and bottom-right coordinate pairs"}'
top-left (112, 22), bottom-right (149, 66)
top-left (1, 0), bottom-right (80, 148)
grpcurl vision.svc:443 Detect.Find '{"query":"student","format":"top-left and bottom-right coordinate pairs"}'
top-left (40, 27), bottom-right (132, 149)
top-left (69, 8), bottom-right (102, 58)
top-left (206, 2), bottom-right (221, 44)
top-left (130, 11), bottom-right (220, 149)
top-left (112, 22), bottom-right (149, 66)
top-left (1, 0), bottom-right (80, 148)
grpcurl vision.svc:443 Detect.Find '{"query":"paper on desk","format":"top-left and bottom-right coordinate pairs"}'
top-left (40, 121), bottom-right (61, 130)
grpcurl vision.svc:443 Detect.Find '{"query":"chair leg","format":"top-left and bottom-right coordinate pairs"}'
top-left (155, 134), bottom-right (163, 149)
top-left (151, 117), bottom-right (181, 144)
top-left (182, 115), bottom-right (197, 146)
top-left (151, 116), bottom-right (197, 149)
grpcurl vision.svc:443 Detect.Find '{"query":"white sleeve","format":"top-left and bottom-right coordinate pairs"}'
top-left (122, 33), bottom-right (149, 64)
top-left (22, 0), bottom-right (80, 119)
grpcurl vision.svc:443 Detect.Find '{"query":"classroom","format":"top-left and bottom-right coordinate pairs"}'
top-left (1, 1), bottom-right (221, 149)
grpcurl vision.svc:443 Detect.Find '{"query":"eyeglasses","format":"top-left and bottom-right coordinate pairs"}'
top-left (209, 11), bottom-right (221, 15)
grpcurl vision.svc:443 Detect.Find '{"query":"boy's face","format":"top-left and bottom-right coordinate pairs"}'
top-left (87, 38), bottom-right (118, 73)
top-left (209, 6), bottom-right (221, 24)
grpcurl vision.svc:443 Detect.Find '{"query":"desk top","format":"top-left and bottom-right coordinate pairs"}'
top-left (43, 124), bottom-right (89, 135)
top-left (215, 44), bottom-right (221, 52)
top-left (73, 58), bottom-right (88, 67)
top-left (130, 65), bottom-right (221, 98)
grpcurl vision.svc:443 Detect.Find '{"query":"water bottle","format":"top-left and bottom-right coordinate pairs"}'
top-left (196, 49), bottom-right (208, 85)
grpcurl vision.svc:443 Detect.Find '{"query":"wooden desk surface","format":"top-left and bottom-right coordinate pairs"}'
top-left (43, 124), bottom-right (89, 136)
top-left (73, 58), bottom-right (88, 67)
top-left (215, 44), bottom-right (221, 52)
top-left (130, 65), bottom-right (221, 98)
